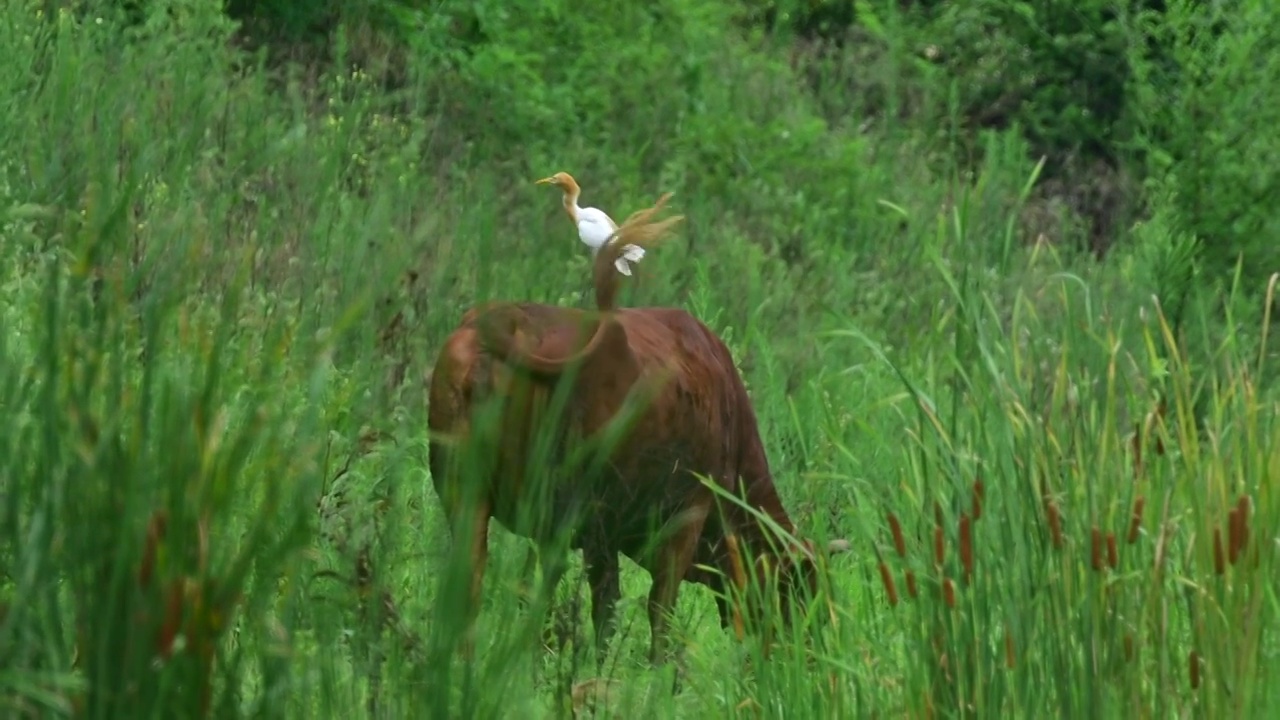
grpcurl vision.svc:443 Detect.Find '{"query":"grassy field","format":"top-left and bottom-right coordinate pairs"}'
top-left (1, 1), bottom-right (1278, 718)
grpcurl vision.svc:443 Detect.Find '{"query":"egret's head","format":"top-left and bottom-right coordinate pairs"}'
top-left (535, 171), bottom-right (576, 188)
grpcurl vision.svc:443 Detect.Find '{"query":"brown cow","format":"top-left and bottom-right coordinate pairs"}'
top-left (427, 194), bottom-right (848, 665)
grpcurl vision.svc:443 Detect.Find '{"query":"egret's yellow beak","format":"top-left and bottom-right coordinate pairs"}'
top-left (535, 176), bottom-right (556, 185)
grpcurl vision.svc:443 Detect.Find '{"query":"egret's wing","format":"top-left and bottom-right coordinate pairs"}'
top-left (576, 206), bottom-right (617, 250)
top-left (620, 244), bottom-right (645, 263)
top-left (594, 206), bottom-right (620, 231)
top-left (612, 245), bottom-right (646, 276)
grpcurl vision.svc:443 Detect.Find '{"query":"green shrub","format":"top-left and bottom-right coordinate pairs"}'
top-left (1126, 0), bottom-right (1280, 311)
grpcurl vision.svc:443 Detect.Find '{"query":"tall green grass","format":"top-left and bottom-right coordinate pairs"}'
top-left (817, 201), bottom-right (1279, 717)
top-left (0, 3), bottom-right (1276, 719)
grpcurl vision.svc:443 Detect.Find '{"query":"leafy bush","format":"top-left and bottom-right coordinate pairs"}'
top-left (1126, 0), bottom-right (1280, 310)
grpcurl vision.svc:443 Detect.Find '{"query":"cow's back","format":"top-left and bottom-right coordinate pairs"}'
top-left (428, 303), bottom-right (764, 559)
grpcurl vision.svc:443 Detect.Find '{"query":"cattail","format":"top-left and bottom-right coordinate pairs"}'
top-left (1106, 533), bottom-right (1118, 569)
top-left (1212, 528), bottom-right (1225, 575)
top-left (878, 562), bottom-right (898, 607)
top-left (1090, 527), bottom-right (1103, 572)
top-left (933, 501), bottom-right (944, 567)
top-left (905, 570), bottom-right (918, 599)
top-left (1154, 521), bottom-right (1168, 575)
top-left (934, 636), bottom-right (952, 683)
top-left (972, 478), bottom-right (985, 521)
top-left (959, 513), bottom-right (973, 583)
top-left (1189, 650), bottom-right (1201, 690)
top-left (725, 535), bottom-right (747, 641)
top-left (1044, 497), bottom-right (1063, 549)
top-left (942, 578), bottom-right (956, 608)
top-left (1227, 506), bottom-right (1242, 566)
top-left (1128, 496), bottom-right (1145, 544)
top-left (1004, 624), bottom-right (1015, 669)
top-left (1131, 423), bottom-right (1143, 479)
top-left (934, 525), bottom-right (944, 567)
top-left (1236, 494), bottom-right (1250, 554)
top-left (1123, 634), bottom-right (1134, 662)
top-left (139, 510), bottom-right (168, 589)
top-left (157, 578), bottom-right (186, 659)
top-left (887, 512), bottom-right (906, 558)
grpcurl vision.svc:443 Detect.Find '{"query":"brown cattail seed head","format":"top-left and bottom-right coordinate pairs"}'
top-left (888, 512), bottom-right (906, 558)
top-left (1237, 495), bottom-right (1250, 541)
top-left (1235, 494), bottom-right (1251, 560)
top-left (1128, 496), bottom-right (1145, 544)
top-left (139, 510), bottom-right (169, 589)
top-left (1228, 507), bottom-right (1242, 566)
top-left (959, 513), bottom-right (973, 583)
top-left (1044, 498), bottom-right (1063, 549)
top-left (878, 562), bottom-right (898, 607)
top-left (934, 525), bottom-right (944, 567)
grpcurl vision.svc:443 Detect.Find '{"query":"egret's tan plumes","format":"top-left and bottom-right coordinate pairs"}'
top-left (591, 191), bottom-right (683, 312)
top-left (471, 190), bottom-right (682, 376)
top-left (536, 170), bottom-right (674, 277)
top-left (615, 192), bottom-right (684, 249)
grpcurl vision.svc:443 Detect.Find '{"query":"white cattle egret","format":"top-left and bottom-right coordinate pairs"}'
top-left (535, 171), bottom-right (647, 276)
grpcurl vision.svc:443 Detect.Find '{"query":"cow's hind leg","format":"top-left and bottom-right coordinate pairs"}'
top-left (454, 497), bottom-right (491, 661)
top-left (429, 437), bottom-right (493, 661)
top-left (515, 542), bottom-right (540, 608)
top-left (529, 538), bottom-right (572, 642)
top-left (585, 550), bottom-right (621, 666)
top-left (646, 498), bottom-right (712, 667)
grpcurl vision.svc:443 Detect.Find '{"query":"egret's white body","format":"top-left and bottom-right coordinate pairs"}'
top-left (536, 172), bottom-right (646, 276)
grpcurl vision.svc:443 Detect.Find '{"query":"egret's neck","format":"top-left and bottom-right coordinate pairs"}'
top-left (561, 189), bottom-right (581, 223)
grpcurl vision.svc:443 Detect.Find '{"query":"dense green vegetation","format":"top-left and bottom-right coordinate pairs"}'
top-left (2, 0), bottom-right (1277, 717)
